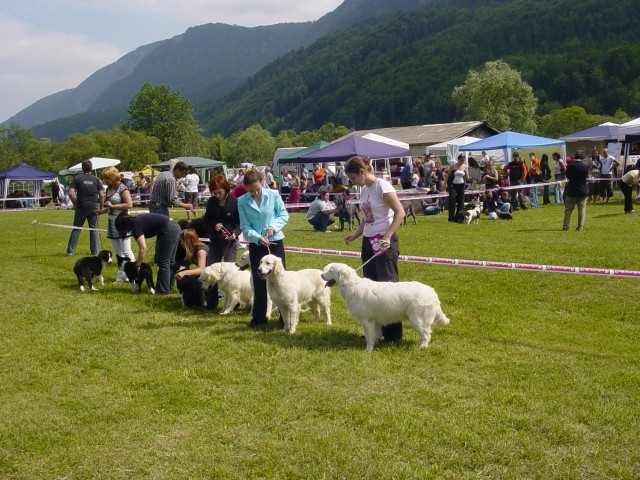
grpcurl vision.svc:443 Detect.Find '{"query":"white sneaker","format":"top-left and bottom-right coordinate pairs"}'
top-left (113, 270), bottom-right (129, 283)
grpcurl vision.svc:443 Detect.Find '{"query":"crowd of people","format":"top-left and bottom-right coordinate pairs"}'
top-left (59, 149), bottom-right (639, 324)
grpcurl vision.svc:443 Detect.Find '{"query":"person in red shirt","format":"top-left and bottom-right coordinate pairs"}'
top-left (312, 163), bottom-right (327, 192)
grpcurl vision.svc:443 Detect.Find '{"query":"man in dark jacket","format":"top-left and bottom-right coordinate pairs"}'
top-left (504, 151), bottom-right (528, 210)
top-left (65, 159), bottom-right (104, 256)
top-left (562, 153), bottom-right (589, 231)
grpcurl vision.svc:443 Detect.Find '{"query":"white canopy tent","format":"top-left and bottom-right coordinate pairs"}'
top-left (68, 157), bottom-right (120, 172)
top-left (427, 136), bottom-right (481, 164)
top-left (362, 133), bottom-right (410, 149)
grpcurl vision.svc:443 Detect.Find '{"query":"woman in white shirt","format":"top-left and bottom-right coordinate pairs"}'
top-left (446, 154), bottom-right (468, 222)
top-left (344, 155), bottom-right (405, 342)
top-left (183, 166), bottom-right (200, 219)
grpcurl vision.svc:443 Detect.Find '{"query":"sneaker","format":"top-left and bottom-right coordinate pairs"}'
top-left (324, 230), bottom-right (332, 233)
top-left (113, 270), bottom-right (129, 283)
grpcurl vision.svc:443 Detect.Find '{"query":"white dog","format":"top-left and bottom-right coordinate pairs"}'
top-left (464, 202), bottom-right (482, 224)
top-left (321, 263), bottom-right (450, 352)
top-left (199, 262), bottom-right (252, 315)
top-left (257, 254), bottom-right (331, 334)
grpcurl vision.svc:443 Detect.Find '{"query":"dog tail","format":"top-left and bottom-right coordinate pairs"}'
top-left (434, 307), bottom-right (450, 327)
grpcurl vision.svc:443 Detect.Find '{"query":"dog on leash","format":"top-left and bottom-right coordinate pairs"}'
top-left (122, 260), bottom-right (156, 294)
top-left (257, 254), bottom-right (331, 334)
top-left (200, 261), bottom-right (253, 314)
top-left (464, 203), bottom-right (483, 224)
top-left (73, 250), bottom-right (113, 292)
top-left (322, 263), bottom-right (450, 352)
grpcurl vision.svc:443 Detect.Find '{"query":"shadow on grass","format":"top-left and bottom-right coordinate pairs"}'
top-left (592, 212), bottom-right (623, 218)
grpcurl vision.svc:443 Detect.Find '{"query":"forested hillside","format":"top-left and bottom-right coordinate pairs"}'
top-left (200, 0), bottom-right (640, 136)
top-left (15, 0), bottom-right (434, 139)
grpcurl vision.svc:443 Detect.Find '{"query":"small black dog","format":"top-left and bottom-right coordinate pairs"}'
top-left (73, 250), bottom-right (113, 292)
top-left (172, 264), bottom-right (205, 307)
top-left (122, 260), bottom-right (156, 294)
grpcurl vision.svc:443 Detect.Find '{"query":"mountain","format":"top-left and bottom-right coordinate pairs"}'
top-left (9, 0), bottom-right (433, 138)
top-left (199, 0), bottom-right (640, 136)
top-left (20, 0), bottom-right (640, 142)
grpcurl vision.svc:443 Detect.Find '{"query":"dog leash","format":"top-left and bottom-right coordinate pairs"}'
top-left (354, 239), bottom-right (390, 273)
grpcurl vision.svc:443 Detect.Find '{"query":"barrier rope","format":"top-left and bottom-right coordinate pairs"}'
top-left (30, 220), bottom-right (640, 279)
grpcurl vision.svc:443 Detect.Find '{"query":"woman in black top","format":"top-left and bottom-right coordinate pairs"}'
top-left (115, 212), bottom-right (181, 294)
top-left (202, 175), bottom-right (241, 309)
top-left (540, 154), bottom-right (552, 205)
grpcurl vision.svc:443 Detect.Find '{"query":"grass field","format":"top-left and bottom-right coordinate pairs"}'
top-left (1, 199), bottom-right (639, 479)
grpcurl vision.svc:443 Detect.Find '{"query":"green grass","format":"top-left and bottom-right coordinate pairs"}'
top-left (1, 200), bottom-right (639, 479)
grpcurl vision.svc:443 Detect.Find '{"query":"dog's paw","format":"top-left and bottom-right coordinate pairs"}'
top-left (79, 285), bottom-right (85, 292)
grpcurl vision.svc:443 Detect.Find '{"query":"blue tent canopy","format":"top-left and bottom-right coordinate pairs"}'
top-left (0, 162), bottom-right (56, 180)
top-left (0, 163), bottom-right (56, 204)
top-left (459, 131), bottom-right (566, 162)
top-left (459, 131), bottom-right (564, 151)
top-left (298, 134), bottom-right (411, 163)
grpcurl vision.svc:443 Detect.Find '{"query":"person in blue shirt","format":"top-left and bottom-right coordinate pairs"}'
top-left (238, 169), bottom-right (289, 328)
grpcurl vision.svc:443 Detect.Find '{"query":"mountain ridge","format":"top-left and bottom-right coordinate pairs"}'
top-left (7, 0), bottom-right (432, 133)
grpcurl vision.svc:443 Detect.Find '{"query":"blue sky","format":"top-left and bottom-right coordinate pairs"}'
top-left (0, 0), bottom-right (343, 123)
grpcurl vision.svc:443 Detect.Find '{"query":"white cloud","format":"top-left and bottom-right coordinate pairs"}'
top-left (0, 1), bottom-right (343, 123)
top-left (53, 0), bottom-right (342, 26)
top-left (0, 14), bottom-right (124, 122)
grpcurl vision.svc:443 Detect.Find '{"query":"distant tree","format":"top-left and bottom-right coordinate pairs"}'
top-left (126, 82), bottom-right (202, 161)
top-left (56, 129), bottom-right (159, 171)
top-left (538, 106), bottom-right (632, 138)
top-left (452, 60), bottom-right (538, 133)
top-left (537, 106), bottom-right (595, 138)
top-left (227, 125), bottom-right (276, 167)
top-left (60, 133), bottom-right (101, 167)
top-left (274, 129), bottom-right (297, 148)
top-left (205, 134), bottom-right (231, 165)
top-left (0, 124), bottom-right (36, 170)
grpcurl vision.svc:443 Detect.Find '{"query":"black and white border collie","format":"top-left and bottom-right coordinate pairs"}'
top-left (73, 250), bottom-right (113, 292)
top-left (122, 260), bottom-right (156, 294)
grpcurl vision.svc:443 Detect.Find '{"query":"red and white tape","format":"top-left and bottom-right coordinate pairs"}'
top-left (281, 245), bottom-right (640, 279)
top-left (30, 220), bottom-right (640, 278)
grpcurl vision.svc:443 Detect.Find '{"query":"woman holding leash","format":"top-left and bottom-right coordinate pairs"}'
top-left (201, 174), bottom-right (241, 310)
top-left (343, 155), bottom-right (405, 343)
top-left (238, 169), bottom-right (289, 328)
top-left (99, 166), bottom-right (134, 282)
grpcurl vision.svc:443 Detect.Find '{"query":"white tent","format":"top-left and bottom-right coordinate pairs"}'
top-left (621, 117), bottom-right (640, 127)
top-left (68, 157), bottom-right (120, 172)
top-left (362, 133), bottom-right (410, 149)
top-left (427, 136), bottom-right (481, 150)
